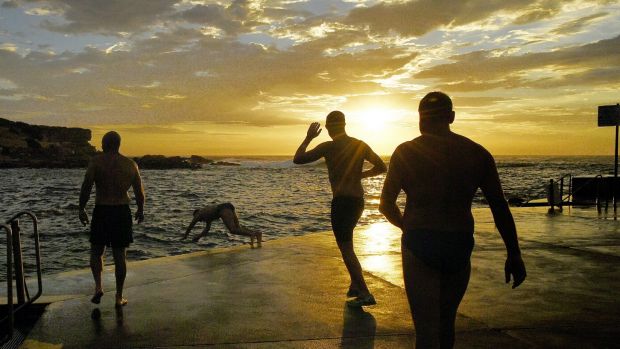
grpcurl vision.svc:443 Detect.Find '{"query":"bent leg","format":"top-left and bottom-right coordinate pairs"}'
top-left (90, 244), bottom-right (106, 294)
top-left (402, 245), bottom-right (441, 349)
top-left (220, 209), bottom-right (261, 246)
top-left (439, 262), bottom-right (470, 349)
top-left (336, 240), bottom-right (369, 295)
top-left (112, 247), bottom-right (128, 305)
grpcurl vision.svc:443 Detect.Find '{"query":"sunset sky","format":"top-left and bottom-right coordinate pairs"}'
top-left (1, 0), bottom-right (619, 156)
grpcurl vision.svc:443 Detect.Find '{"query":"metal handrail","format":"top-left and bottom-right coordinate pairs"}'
top-left (6, 211), bottom-right (42, 310)
top-left (558, 174), bottom-right (572, 204)
top-left (1, 211), bottom-right (42, 342)
top-left (521, 174), bottom-right (599, 208)
top-left (1, 223), bottom-right (14, 339)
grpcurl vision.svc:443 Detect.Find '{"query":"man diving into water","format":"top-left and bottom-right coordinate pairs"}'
top-left (183, 202), bottom-right (262, 247)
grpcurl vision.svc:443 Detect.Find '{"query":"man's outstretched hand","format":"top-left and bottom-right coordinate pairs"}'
top-left (306, 122), bottom-right (322, 140)
top-left (505, 254), bottom-right (526, 289)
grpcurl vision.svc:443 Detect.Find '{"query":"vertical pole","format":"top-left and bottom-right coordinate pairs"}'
top-left (615, 123), bottom-right (618, 219)
top-left (10, 220), bottom-right (26, 304)
top-left (559, 177), bottom-right (564, 212)
top-left (3, 224), bottom-right (14, 340)
top-left (548, 179), bottom-right (555, 214)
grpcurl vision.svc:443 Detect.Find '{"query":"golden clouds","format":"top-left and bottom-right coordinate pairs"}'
top-left (1, 0), bottom-right (619, 154)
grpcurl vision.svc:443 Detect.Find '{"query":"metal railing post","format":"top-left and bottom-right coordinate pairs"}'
top-left (596, 176), bottom-right (602, 214)
top-left (568, 175), bottom-right (572, 206)
top-left (559, 177), bottom-right (564, 212)
top-left (10, 219), bottom-right (26, 304)
top-left (548, 179), bottom-right (555, 214)
top-left (1, 223), bottom-right (14, 340)
top-left (7, 211), bottom-right (43, 306)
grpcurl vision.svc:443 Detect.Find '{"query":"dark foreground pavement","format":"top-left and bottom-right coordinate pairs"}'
top-left (8, 207), bottom-right (620, 348)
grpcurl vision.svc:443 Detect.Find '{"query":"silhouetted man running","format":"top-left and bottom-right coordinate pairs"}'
top-left (294, 111), bottom-right (387, 307)
top-left (79, 131), bottom-right (145, 307)
top-left (380, 92), bottom-right (526, 348)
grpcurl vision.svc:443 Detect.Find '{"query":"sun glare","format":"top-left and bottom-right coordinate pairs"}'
top-left (342, 105), bottom-right (415, 154)
top-left (349, 107), bottom-right (399, 131)
top-left (349, 108), bottom-right (388, 131)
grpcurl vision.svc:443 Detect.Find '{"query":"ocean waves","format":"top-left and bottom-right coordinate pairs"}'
top-left (0, 155), bottom-right (614, 280)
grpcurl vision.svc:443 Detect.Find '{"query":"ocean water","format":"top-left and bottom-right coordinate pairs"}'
top-left (0, 155), bottom-right (614, 281)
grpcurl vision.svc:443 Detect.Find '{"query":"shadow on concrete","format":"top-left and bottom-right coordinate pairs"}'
top-left (340, 304), bottom-right (376, 349)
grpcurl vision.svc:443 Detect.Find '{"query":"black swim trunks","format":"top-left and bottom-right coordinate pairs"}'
top-left (331, 196), bottom-right (364, 242)
top-left (90, 205), bottom-right (133, 248)
top-left (216, 202), bottom-right (235, 214)
top-left (402, 229), bottom-right (474, 274)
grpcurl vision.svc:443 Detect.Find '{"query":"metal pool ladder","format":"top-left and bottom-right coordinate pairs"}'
top-left (1, 211), bottom-right (42, 342)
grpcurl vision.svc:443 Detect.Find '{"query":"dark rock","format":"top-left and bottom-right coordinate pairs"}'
top-left (0, 118), bottom-right (96, 168)
top-left (134, 155), bottom-right (202, 169)
top-left (210, 161), bottom-right (241, 166)
top-left (189, 155), bottom-right (213, 165)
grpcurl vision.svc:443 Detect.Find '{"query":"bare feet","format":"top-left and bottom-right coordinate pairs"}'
top-left (250, 231), bottom-right (262, 248)
top-left (91, 290), bottom-right (104, 304)
top-left (115, 295), bottom-right (128, 307)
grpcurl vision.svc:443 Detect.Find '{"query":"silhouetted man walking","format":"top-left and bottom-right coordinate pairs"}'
top-left (380, 92), bottom-right (526, 348)
top-left (79, 131), bottom-right (145, 307)
top-left (294, 111), bottom-right (386, 307)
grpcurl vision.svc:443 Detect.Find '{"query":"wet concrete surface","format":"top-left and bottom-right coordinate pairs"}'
top-left (5, 206), bottom-right (620, 348)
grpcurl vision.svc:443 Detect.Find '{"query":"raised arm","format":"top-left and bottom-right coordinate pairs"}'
top-left (480, 152), bottom-right (526, 289)
top-left (78, 160), bottom-right (95, 226)
top-left (132, 164), bottom-right (145, 224)
top-left (379, 149), bottom-right (404, 229)
top-left (293, 122), bottom-right (328, 164)
top-left (362, 144), bottom-right (387, 178)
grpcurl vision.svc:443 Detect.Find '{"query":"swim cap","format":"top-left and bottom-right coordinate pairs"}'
top-left (326, 110), bottom-right (346, 126)
top-left (419, 91), bottom-right (453, 116)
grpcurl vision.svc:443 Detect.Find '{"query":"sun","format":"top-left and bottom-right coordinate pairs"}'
top-left (342, 105), bottom-right (415, 154)
top-left (348, 107), bottom-right (402, 132)
top-left (349, 108), bottom-right (387, 131)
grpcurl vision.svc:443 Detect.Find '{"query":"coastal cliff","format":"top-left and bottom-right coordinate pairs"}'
top-left (0, 118), bottom-right (96, 168)
top-left (0, 118), bottom-right (242, 169)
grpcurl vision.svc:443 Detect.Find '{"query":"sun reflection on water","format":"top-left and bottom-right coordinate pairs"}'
top-left (357, 222), bottom-right (403, 279)
top-left (361, 222), bottom-right (393, 254)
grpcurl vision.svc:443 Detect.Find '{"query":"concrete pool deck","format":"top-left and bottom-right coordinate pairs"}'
top-left (6, 206), bottom-right (620, 348)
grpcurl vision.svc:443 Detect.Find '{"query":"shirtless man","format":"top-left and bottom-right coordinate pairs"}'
top-left (182, 202), bottom-right (262, 247)
top-left (294, 111), bottom-right (387, 307)
top-left (379, 92), bottom-right (526, 348)
top-left (79, 131), bottom-right (145, 307)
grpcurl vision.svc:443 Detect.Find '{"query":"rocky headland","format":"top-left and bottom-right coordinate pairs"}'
top-left (0, 118), bottom-right (241, 169)
top-left (0, 118), bottom-right (96, 168)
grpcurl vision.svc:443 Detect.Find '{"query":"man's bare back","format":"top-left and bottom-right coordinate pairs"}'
top-left (322, 136), bottom-right (373, 198)
top-left (294, 126), bottom-right (386, 198)
top-left (86, 153), bottom-right (142, 206)
top-left (388, 132), bottom-right (498, 233)
top-left (193, 205), bottom-right (219, 222)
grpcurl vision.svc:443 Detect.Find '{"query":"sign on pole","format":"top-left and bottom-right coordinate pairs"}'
top-left (598, 104), bottom-right (620, 126)
top-left (598, 103), bottom-right (620, 218)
